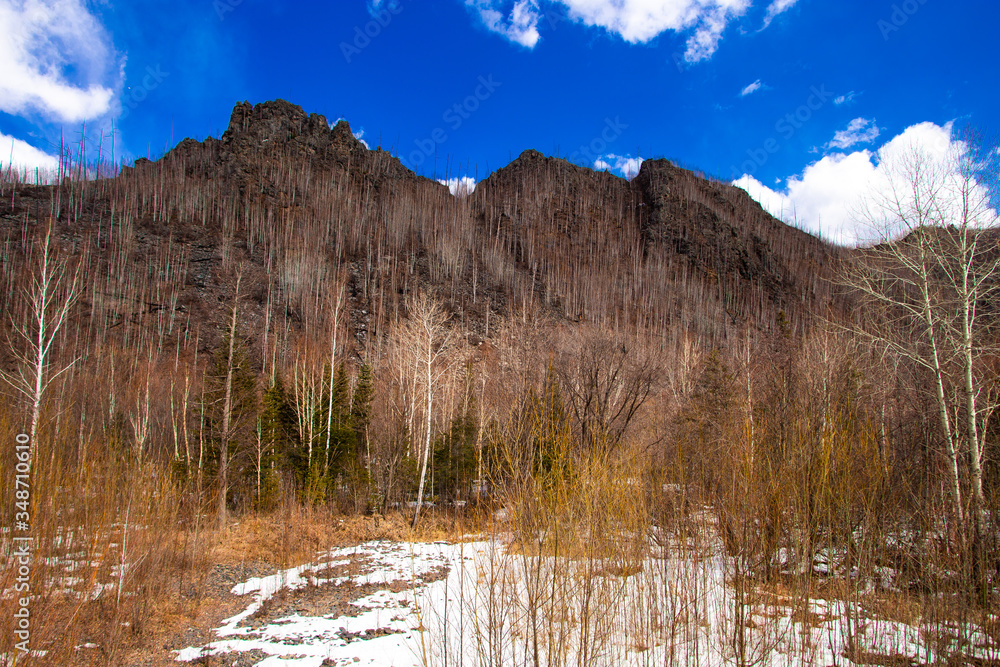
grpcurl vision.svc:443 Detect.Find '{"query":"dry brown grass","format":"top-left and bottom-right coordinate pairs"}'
top-left (212, 505), bottom-right (479, 569)
top-left (79, 505), bottom-right (478, 666)
top-left (212, 505), bottom-right (482, 567)
top-left (861, 591), bottom-right (925, 626)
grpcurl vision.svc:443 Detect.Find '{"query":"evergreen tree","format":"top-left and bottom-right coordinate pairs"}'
top-left (433, 370), bottom-right (479, 501)
top-left (202, 326), bottom-right (258, 522)
top-left (351, 363), bottom-right (374, 457)
top-left (256, 377), bottom-right (297, 509)
top-left (344, 363), bottom-right (376, 511)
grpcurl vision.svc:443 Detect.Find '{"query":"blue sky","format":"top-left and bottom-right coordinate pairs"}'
top-left (0, 0), bottom-right (995, 243)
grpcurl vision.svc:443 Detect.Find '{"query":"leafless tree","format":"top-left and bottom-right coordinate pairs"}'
top-left (394, 291), bottom-right (457, 528)
top-left (556, 328), bottom-right (658, 456)
top-left (847, 130), bottom-right (999, 573)
top-left (323, 278), bottom-right (347, 474)
top-left (1, 224), bottom-right (82, 456)
top-left (217, 270), bottom-right (243, 528)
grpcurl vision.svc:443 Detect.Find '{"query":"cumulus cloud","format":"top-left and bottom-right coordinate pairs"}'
top-left (0, 132), bottom-right (59, 172)
top-left (466, 0), bottom-right (542, 48)
top-left (0, 0), bottom-right (117, 123)
top-left (733, 122), bottom-right (969, 246)
top-left (826, 117), bottom-right (881, 150)
top-left (467, 0), bottom-right (753, 61)
top-left (438, 176), bottom-right (478, 197)
top-left (740, 79), bottom-right (763, 97)
top-left (594, 154), bottom-right (644, 179)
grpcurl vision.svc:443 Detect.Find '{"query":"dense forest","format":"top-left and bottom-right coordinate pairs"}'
top-left (0, 100), bottom-right (997, 665)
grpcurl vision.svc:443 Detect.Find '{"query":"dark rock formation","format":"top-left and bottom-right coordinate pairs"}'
top-left (2, 98), bottom-right (847, 353)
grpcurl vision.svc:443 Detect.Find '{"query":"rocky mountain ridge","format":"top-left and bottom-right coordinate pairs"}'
top-left (1, 99), bottom-right (846, 359)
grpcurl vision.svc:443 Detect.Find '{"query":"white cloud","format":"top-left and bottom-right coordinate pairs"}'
top-left (762, 0), bottom-right (798, 27)
top-left (332, 117), bottom-right (372, 148)
top-left (466, 0), bottom-right (542, 48)
top-left (467, 0), bottom-right (752, 61)
top-left (353, 128), bottom-right (370, 149)
top-left (0, 132), bottom-right (59, 172)
top-left (439, 176), bottom-right (478, 197)
top-left (675, 0), bottom-right (751, 63)
top-left (0, 0), bottom-right (117, 123)
top-left (733, 122), bottom-right (973, 246)
top-left (594, 153), bottom-right (644, 179)
top-left (740, 79), bottom-right (763, 97)
top-left (834, 91), bottom-right (857, 106)
top-left (826, 117), bottom-right (881, 150)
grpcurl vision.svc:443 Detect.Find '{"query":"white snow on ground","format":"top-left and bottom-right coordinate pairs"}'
top-left (175, 536), bottom-right (998, 667)
top-left (175, 540), bottom-right (490, 667)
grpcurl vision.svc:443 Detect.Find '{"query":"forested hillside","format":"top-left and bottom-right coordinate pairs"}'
top-left (0, 100), bottom-right (996, 665)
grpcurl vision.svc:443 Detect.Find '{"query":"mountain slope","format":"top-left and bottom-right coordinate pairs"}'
top-left (0, 99), bottom-right (846, 359)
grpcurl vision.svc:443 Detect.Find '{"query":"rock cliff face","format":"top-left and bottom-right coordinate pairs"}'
top-left (632, 159), bottom-right (835, 312)
top-left (4, 99), bottom-right (846, 354)
top-left (132, 99), bottom-right (438, 190)
top-left (218, 100), bottom-right (415, 179)
top-left (469, 146), bottom-right (842, 337)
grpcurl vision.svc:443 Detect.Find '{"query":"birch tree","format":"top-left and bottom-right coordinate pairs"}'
top-left (218, 275), bottom-right (241, 528)
top-left (208, 271), bottom-right (255, 527)
top-left (847, 131), bottom-right (999, 568)
top-left (1, 225), bottom-right (82, 457)
top-left (931, 134), bottom-right (1000, 550)
top-left (323, 280), bottom-right (346, 476)
top-left (397, 292), bottom-right (456, 528)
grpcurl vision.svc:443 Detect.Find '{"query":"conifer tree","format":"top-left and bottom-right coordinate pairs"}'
top-left (256, 377), bottom-right (296, 509)
top-left (351, 363), bottom-right (374, 458)
top-left (203, 281), bottom-right (257, 527)
top-left (434, 366), bottom-right (479, 501)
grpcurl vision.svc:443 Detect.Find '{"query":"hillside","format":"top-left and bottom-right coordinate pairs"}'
top-left (0, 99), bottom-right (846, 360)
top-left (1, 100), bottom-right (997, 667)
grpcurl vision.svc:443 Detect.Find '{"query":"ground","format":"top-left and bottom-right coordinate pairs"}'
top-left (170, 540), bottom-right (483, 667)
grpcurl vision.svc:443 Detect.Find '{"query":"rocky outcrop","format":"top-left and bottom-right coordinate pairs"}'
top-left (53, 98), bottom-right (846, 348)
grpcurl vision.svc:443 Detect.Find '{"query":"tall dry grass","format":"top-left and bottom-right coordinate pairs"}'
top-left (0, 411), bottom-right (197, 665)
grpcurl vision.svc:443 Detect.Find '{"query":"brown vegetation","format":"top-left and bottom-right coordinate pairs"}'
top-left (0, 100), bottom-right (996, 665)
